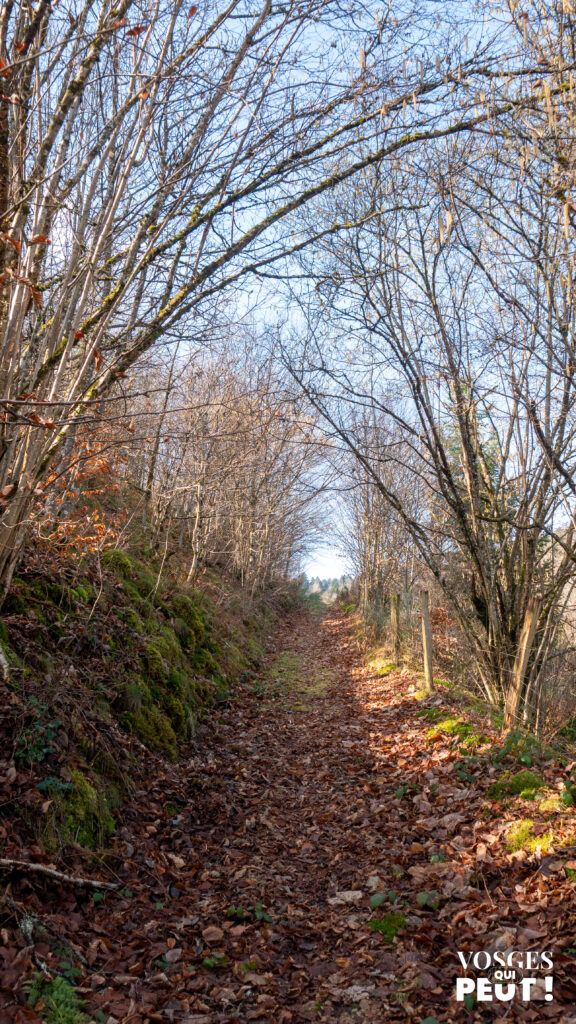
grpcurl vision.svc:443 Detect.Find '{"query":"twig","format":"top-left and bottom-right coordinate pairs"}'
top-left (2, 895), bottom-right (88, 966)
top-left (0, 858), bottom-right (119, 889)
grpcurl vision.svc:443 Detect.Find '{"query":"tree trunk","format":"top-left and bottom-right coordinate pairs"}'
top-left (0, 492), bottom-right (33, 602)
top-left (503, 598), bottom-right (541, 732)
top-left (391, 593), bottom-right (401, 665)
top-left (421, 589), bottom-right (434, 694)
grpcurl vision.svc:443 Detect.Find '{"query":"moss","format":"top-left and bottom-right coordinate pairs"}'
top-left (488, 770), bottom-right (544, 801)
top-left (189, 646), bottom-right (217, 674)
top-left (246, 635), bottom-right (264, 663)
top-left (368, 912), bottom-right (407, 942)
top-left (121, 607), bottom-right (143, 631)
top-left (171, 592), bottom-right (206, 642)
top-left (71, 583), bottom-right (93, 604)
top-left (33, 579), bottom-right (73, 609)
top-left (92, 749), bottom-right (129, 797)
top-left (173, 615), bottom-right (194, 651)
top-left (35, 652), bottom-right (52, 673)
top-left (505, 818), bottom-right (555, 854)
top-left (101, 548), bottom-right (135, 577)
top-left (428, 716), bottom-right (471, 739)
top-left (162, 693), bottom-right (188, 737)
top-left (538, 795), bottom-right (564, 814)
top-left (1, 636), bottom-right (25, 669)
top-left (166, 668), bottom-right (188, 698)
top-left (101, 548), bottom-right (156, 598)
top-left (158, 625), bottom-right (181, 661)
top-left (506, 818), bottom-right (535, 852)
top-left (417, 707), bottom-right (443, 722)
top-left (3, 580), bottom-right (35, 615)
top-left (60, 770), bottom-right (115, 848)
top-left (115, 680), bottom-right (148, 713)
top-left (367, 652), bottom-right (395, 675)
top-left (142, 639), bottom-right (166, 682)
top-left (121, 579), bottom-right (143, 605)
top-left (130, 706), bottom-right (178, 760)
top-left (461, 731), bottom-right (490, 748)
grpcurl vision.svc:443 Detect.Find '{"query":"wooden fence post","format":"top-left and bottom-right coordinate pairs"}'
top-left (391, 593), bottom-right (401, 665)
top-left (421, 589), bottom-right (434, 694)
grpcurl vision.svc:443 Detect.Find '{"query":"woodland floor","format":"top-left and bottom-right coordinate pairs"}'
top-left (2, 608), bottom-right (576, 1024)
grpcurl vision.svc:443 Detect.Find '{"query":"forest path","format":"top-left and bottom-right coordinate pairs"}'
top-left (19, 608), bottom-right (575, 1024)
top-left (106, 606), bottom-right (574, 1023)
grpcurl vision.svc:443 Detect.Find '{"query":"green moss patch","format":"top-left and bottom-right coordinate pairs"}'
top-left (505, 818), bottom-right (555, 854)
top-left (40, 769), bottom-right (116, 851)
top-left (488, 770), bottom-right (544, 802)
top-left (538, 794), bottom-right (564, 814)
top-left (101, 548), bottom-right (157, 598)
top-left (4, 545), bottom-right (272, 852)
top-left (369, 657), bottom-right (397, 676)
top-left (129, 706), bottom-right (178, 761)
top-left (430, 716), bottom-right (470, 737)
top-left (417, 707), bottom-right (443, 722)
top-left (368, 912), bottom-right (407, 942)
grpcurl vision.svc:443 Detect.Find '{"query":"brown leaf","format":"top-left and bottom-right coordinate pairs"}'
top-left (0, 233), bottom-right (21, 253)
top-left (327, 890), bottom-right (363, 905)
top-left (201, 925), bottom-right (224, 944)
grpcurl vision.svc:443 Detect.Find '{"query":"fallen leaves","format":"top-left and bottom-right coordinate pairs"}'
top-left (326, 890), bottom-right (363, 906)
top-left (1, 608), bottom-right (575, 1023)
top-left (201, 925), bottom-right (224, 944)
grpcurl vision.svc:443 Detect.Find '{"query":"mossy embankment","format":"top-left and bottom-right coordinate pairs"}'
top-left (0, 547), bottom-right (277, 854)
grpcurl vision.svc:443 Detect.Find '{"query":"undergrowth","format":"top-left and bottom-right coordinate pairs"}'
top-left (23, 974), bottom-right (87, 1024)
top-left (1, 546), bottom-right (277, 852)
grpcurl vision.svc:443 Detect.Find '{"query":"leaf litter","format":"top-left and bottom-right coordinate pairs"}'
top-left (0, 608), bottom-right (575, 1022)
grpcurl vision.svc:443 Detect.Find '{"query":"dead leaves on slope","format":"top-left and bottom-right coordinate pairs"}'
top-left (0, 608), bottom-right (575, 1023)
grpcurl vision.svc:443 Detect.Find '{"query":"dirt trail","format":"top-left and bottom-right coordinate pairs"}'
top-left (5, 608), bottom-right (576, 1024)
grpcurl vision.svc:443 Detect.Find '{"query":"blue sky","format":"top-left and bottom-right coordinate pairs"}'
top-left (304, 544), bottom-right (349, 580)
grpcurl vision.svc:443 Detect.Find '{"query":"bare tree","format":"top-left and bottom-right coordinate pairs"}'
top-left (124, 340), bottom-right (328, 591)
top-left (0, 0), bottom-right (559, 598)
top-left (283, 108), bottom-right (576, 728)
top-left (334, 407), bottom-right (420, 621)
